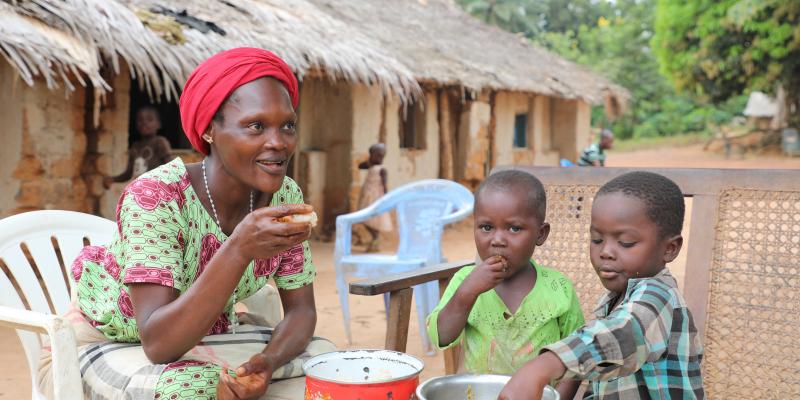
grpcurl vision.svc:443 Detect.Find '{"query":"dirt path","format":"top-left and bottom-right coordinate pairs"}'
top-left (607, 143), bottom-right (800, 169)
top-left (2, 145), bottom-right (797, 398)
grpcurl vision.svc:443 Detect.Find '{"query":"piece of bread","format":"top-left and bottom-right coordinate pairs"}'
top-left (277, 211), bottom-right (318, 227)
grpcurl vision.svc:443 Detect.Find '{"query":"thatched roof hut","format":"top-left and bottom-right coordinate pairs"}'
top-left (318, 0), bottom-right (628, 108)
top-left (1, 0), bottom-right (627, 108)
top-left (0, 0), bottom-right (628, 222)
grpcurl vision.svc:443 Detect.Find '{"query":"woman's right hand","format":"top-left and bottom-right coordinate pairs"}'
top-left (229, 204), bottom-right (313, 261)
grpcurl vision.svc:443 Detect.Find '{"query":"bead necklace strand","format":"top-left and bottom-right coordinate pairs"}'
top-left (202, 158), bottom-right (253, 333)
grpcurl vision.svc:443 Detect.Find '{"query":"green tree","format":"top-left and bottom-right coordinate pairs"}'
top-left (457, 0), bottom-right (542, 38)
top-left (531, 0), bottom-right (722, 139)
top-left (457, 0), bottom-right (611, 39)
top-left (654, 0), bottom-right (800, 122)
top-left (458, 0), bottom-right (751, 139)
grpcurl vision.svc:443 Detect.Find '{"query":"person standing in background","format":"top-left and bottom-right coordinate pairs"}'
top-left (357, 143), bottom-right (392, 252)
top-left (577, 129), bottom-right (614, 167)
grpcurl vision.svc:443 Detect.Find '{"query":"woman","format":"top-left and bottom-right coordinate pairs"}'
top-left (38, 48), bottom-right (334, 400)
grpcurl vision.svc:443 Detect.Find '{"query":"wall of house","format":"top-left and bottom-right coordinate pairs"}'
top-left (0, 62), bottom-right (90, 217)
top-left (348, 87), bottom-right (441, 210)
top-left (349, 83), bottom-right (384, 212)
top-left (0, 62), bottom-right (25, 217)
top-left (296, 77), bottom-right (354, 228)
top-left (297, 150), bottom-right (326, 229)
top-left (452, 92), bottom-right (582, 176)
top-left (575, 100), bottom-right (592, 157)
top-left (437, 90), bottom-right (461, 181)
top-left (383, 90), bottom-right (440, 191)
top-left (493, 91), bottom-right (534, 166)
top-left (551, 98), bottom-right (592, 163)
top-left (97, 69), bottom-right (132, 219)
top-left (293, 81), bottom-right (593, 229)
top-left (455, 95), bottom-right (492, 189)
top-left (531, 95), bottom-right (559, 166)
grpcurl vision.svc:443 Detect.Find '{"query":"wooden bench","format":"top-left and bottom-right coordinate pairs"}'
top-left (350, 166), bottom-right (800, 399)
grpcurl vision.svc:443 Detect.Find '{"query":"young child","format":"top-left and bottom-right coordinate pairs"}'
top-left (357, 143), bottom-right (392, 252)
top-left (499, 171), bottom-right (704, 400)
top-left (427, 170), bottom-right (585, 399)
top-left (103, 105), bottom-right (173, 188)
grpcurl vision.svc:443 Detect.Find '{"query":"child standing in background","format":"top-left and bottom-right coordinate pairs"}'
top-left (427, 170), bottom-right (584, 400)
top-left (103, 105), bottom-right (173, 188)
top-left (358, 143), bottom-right (392, 252)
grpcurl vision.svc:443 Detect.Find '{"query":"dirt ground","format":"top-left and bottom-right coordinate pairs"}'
top-left (2, 144), bottom-right (799, 399)
top-left (606, 143), bottom-right (800, 169)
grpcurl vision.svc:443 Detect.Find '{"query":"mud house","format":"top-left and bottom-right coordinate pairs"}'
top-left (0, 0), bottom-right (627, 228)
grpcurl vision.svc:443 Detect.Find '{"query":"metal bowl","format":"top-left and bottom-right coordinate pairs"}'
top-left (416, 374), bottom-right (560, 400)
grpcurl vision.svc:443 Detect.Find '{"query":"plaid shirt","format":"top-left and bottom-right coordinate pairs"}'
top-left (544, 269), bottom-right (704, 399)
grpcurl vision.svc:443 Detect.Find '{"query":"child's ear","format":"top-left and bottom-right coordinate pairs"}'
top-left (535, 222), bottom-right (551, 246)
top-left (662, 234), bottom-right (683, 264)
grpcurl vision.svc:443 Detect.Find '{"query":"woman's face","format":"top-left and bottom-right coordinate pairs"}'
top-left (209, 77), bottom-right (297, 194)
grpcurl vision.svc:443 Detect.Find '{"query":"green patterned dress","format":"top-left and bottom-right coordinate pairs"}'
top-left (71, 158), bottom-right (316, 399)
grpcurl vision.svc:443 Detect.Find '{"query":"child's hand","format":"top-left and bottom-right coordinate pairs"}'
top-left (498, 352), bottom-right (568, 400)
top-left (497, 375), bottom-right (546, 400)
top-left (462, 255), bottom-right (508, 296)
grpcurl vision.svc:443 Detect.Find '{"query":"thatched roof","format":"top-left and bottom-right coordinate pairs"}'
top-left (315, 0), bottom-right (628, 107)
top-left (0, 0), bottom-right (628, 107)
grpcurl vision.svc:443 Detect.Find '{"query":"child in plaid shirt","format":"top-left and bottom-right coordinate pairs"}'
top-left (500, 171), bottom-right (704, 400)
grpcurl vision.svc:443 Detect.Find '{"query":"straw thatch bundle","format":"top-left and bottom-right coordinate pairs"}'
top-left (319, 0), bottom-right (628, 105)
top-left (0, 0), bottom-right (628, 109)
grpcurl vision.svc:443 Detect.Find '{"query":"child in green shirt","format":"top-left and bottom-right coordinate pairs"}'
top-left (427, 170), bottom-right (584, 399)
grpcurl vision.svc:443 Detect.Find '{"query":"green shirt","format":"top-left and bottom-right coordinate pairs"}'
top-left (427, 261), bottom-right (585, 374)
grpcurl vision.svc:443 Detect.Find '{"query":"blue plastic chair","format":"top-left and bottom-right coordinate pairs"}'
top-left (334, 179), bottom-right (474, 353)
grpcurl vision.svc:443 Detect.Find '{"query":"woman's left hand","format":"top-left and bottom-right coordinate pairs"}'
top-left (217, 354), bottom-right (273, 400)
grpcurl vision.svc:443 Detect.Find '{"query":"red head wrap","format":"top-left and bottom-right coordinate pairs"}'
top-left (179, 47), bottom-right (299, 155)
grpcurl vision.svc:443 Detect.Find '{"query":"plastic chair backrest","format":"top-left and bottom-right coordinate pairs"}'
top-left (361, 179), bottom-right (472, 263)
top-left (0, 210), bottom-right (116, 388)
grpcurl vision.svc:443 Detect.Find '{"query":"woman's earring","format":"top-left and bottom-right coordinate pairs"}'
top-left (203, 134), bottom-right (214, 144)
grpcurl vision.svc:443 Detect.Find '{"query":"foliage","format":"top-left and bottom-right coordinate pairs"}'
top-left (457, 0), bottom-right (776, 139)
top-left (653, 0), bottom-right (800, 105)
top-left (456, 0), bottom-right (611, 39)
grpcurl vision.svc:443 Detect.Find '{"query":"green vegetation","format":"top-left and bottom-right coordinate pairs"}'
top-left (654, 0), bottom-right (799, 124)
top-left (457, 0), bottom-right (798, 140)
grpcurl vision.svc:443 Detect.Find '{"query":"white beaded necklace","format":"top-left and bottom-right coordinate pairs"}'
top-left (201, 158), bottom-right (253, 333)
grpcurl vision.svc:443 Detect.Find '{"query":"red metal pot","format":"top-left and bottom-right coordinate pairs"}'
top-left (303, 349), bottom-right (424, 400)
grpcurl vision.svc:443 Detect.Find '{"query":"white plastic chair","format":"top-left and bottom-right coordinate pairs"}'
top-left (0, 210), bottom-right (286, 399)
top-left (334, 179), bottom-right (474, 353)
top-left (0, 210), bottom-right (117, 399)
